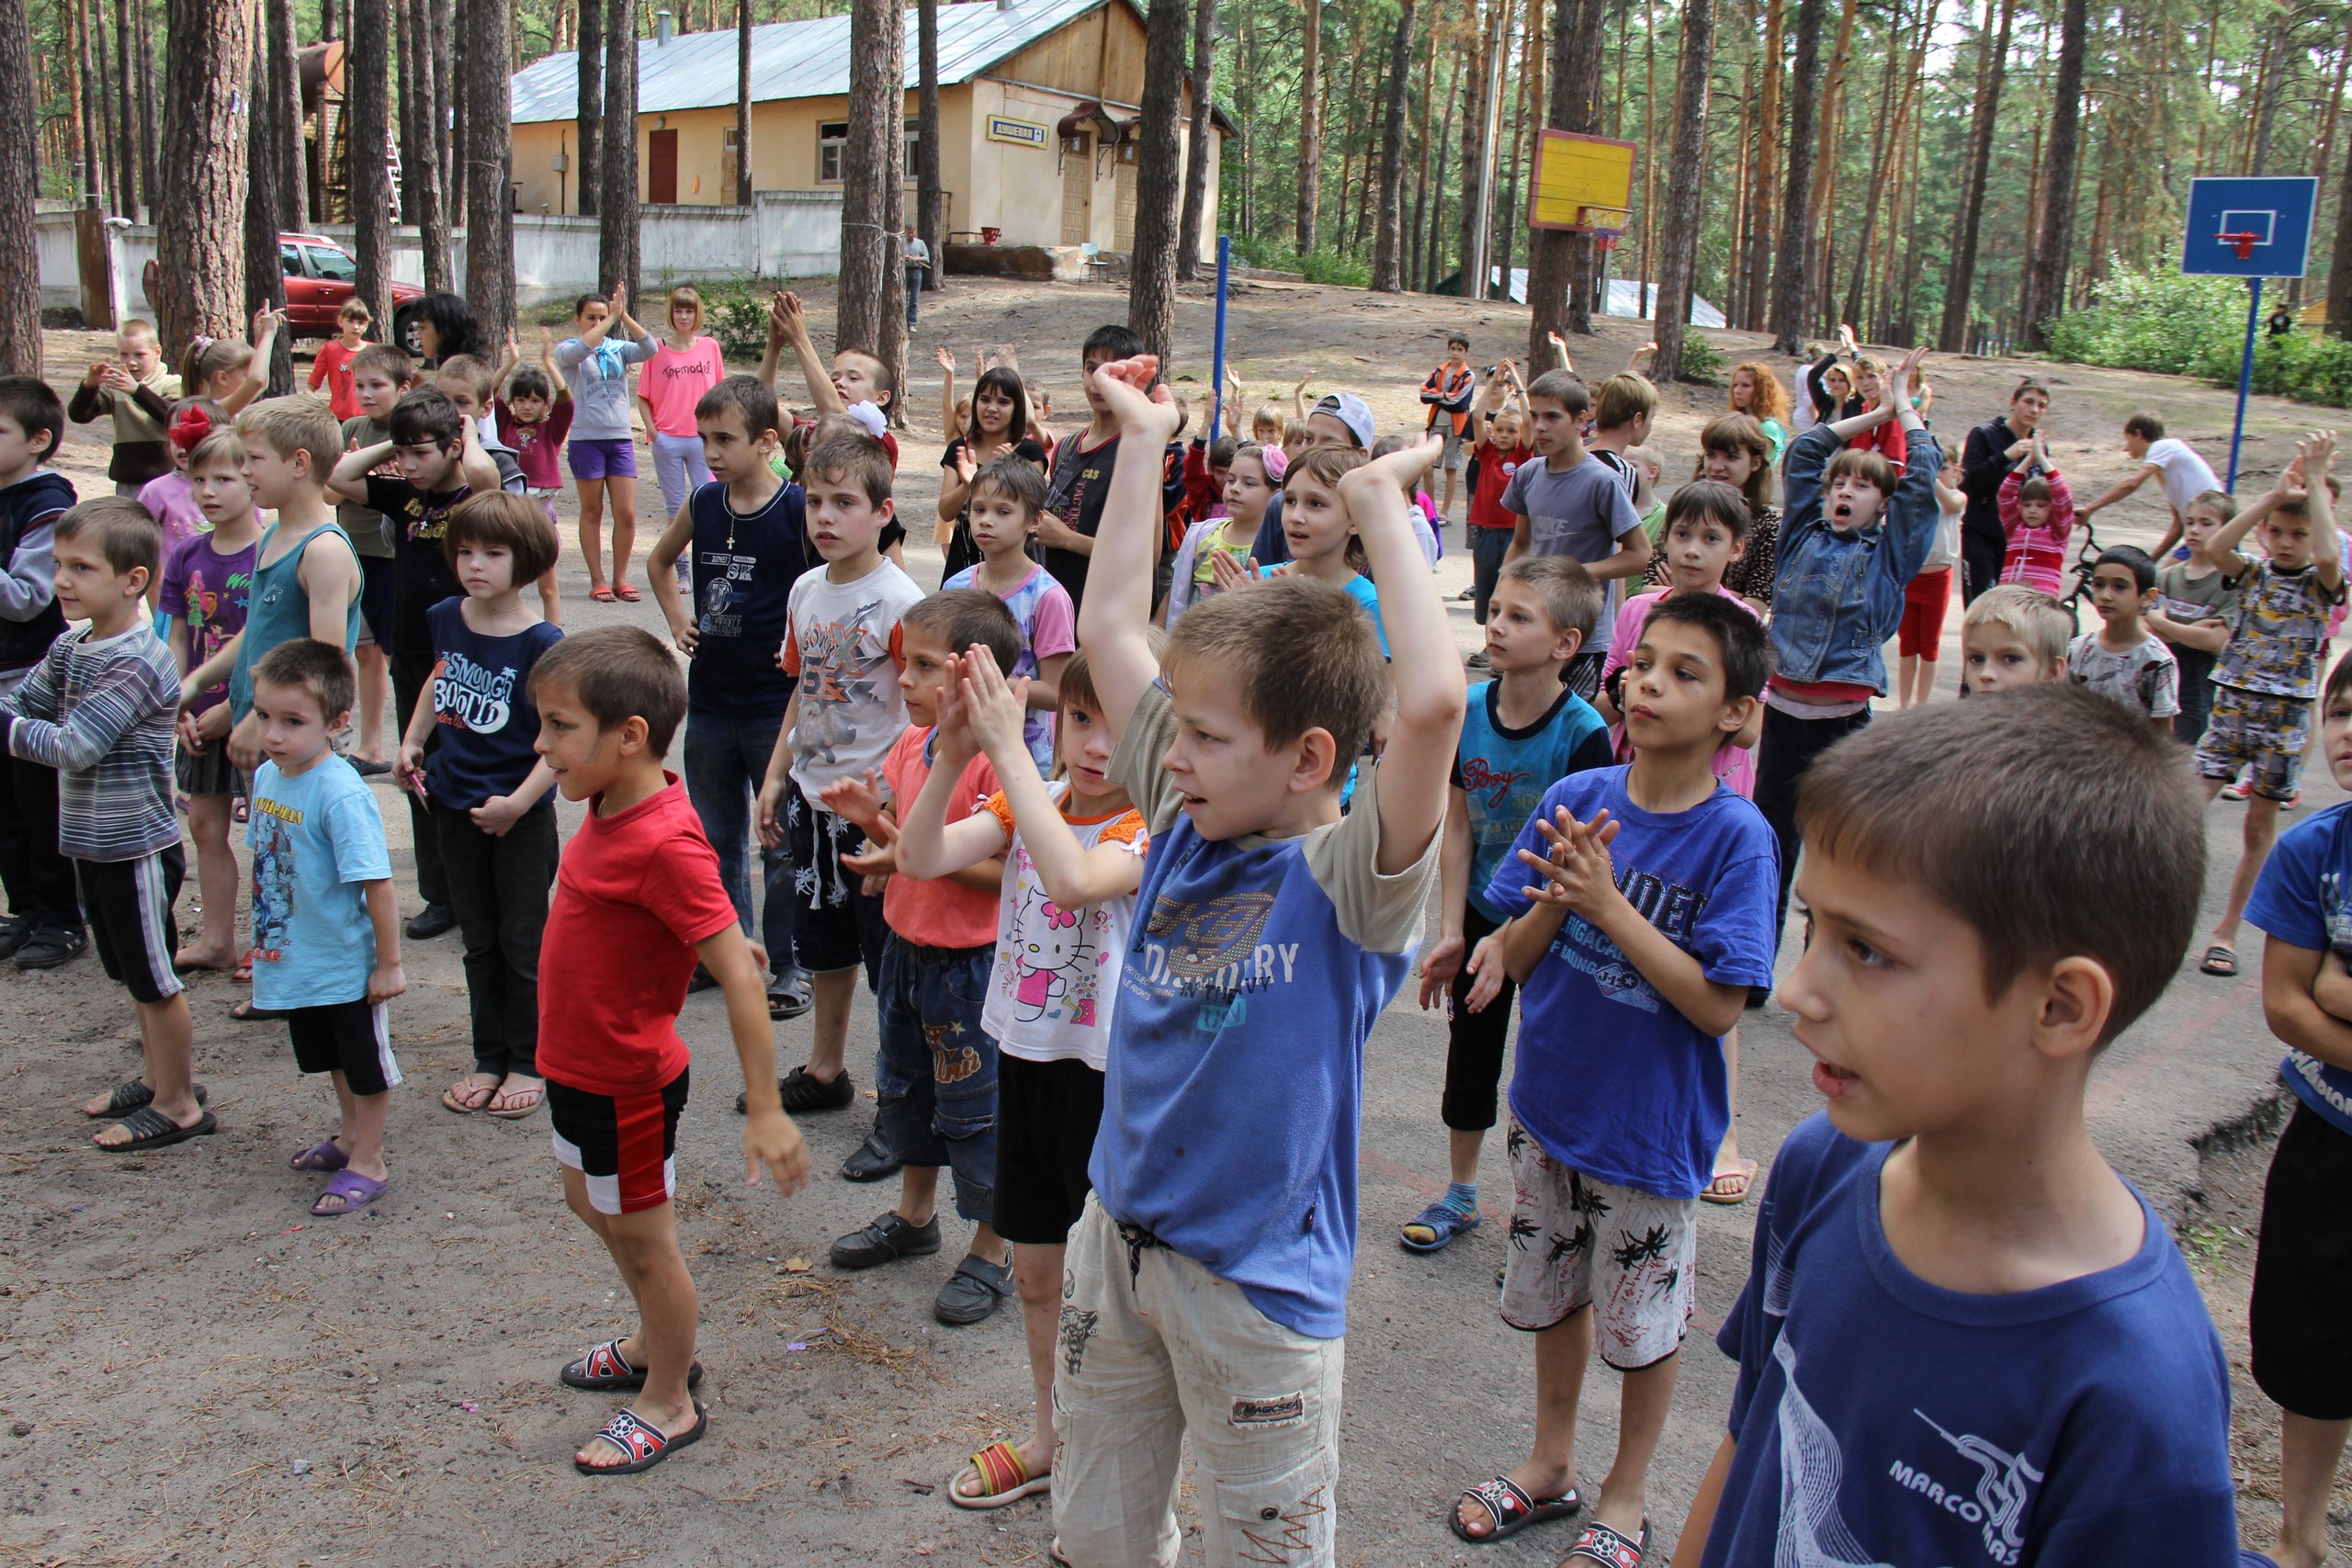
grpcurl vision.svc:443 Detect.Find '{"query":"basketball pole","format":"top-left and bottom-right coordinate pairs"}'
top-left (2228, 276), bottom-right (2261, 490)
top-left (1211, 234), bottom-right (1231, 443)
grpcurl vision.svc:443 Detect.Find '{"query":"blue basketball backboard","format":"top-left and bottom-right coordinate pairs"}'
top-left (2183, 175), bottom-right (2318, 276)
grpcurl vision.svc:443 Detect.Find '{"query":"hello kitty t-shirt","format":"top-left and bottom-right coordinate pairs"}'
top-left (980, 780), bottom-right (1148, 1069)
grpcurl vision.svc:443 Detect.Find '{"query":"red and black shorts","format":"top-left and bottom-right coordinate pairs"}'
top-left (548, 1068), bottom-right (689, 1215)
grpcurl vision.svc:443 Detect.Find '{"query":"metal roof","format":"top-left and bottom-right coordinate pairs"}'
top-left (510, 0), bottom-right (1128, 124)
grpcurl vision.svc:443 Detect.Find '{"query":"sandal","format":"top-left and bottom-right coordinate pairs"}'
top-left (288, 1138), bottom-right (349, 1173)
top-left (573, 1402), bottom-right (707, 1475)
top-left (1565, 1518), bottom-right (1648, 1567)
top-left (230, 998), bottom-right (288, 1022)
top-left (311, 1169), bottom-right (388, 1215)
top-left (2199, 944), bottom-right (2239, 977)
top-left (612, 582), bottom-right (641, 602)
top-left (232, 949), bottom-right (254, 985)
top-left (589, 585), bottom-right (617, 604)
top-left (1702, 1161), bottom-right (1758, 1206)
top-left (1449, 1475), bottom-right (1581, 1543)
top-left (948, 1438), bottom-right (1051, 1509)
top-left (95, 1105), bottom-right (218, 1153)
top-left (560, 1338), bottom-right (706, 1392)
top-left (1400, 1200), bottom-right (1481, 1254)
top-left (85, 1078), bottom-right (207, 1119)
top-left (441, 1075), bottom-right (501, 1114)
top-left (486, 1080), bottom-right (545, 1120)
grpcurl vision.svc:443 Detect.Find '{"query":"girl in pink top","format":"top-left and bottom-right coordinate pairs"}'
top-left (1596, 480), bottom-right (1764, 798)
top-left (639, 286), bottom-right (728, 524)
top-left (1997, 436), bottom-right (2076, 595)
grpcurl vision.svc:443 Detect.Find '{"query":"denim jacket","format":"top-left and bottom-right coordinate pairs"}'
top-left (1769, 423), bottom-right (1942, 693)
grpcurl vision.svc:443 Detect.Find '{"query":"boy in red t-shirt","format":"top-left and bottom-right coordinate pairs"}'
top-left (526, 626), bottom-right (809, 1476)
top-left (815, 591), bottom-right (1023, 1326)
top-left (1466, 360), bottom-right (1535, 634)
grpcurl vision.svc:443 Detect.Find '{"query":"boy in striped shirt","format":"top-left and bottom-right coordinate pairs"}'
top-left (0, 498), bottom-right (209, 1153)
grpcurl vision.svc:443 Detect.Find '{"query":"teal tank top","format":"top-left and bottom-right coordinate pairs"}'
top-left (228, 522), bottom-right (362, 722)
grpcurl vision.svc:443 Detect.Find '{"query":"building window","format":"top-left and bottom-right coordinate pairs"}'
top-left (818, 119), bottom-right (922, 183)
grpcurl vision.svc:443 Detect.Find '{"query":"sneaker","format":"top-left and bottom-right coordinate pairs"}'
top-left (15, 926), bottom-right (86, 971)
top-left (404, 903), bottom-right (457, 940)
top-left (737, 1066), bottom-right (856, 1115)
top-left (839, 1128), bottom-right (901, 1183)
top-left (351, 758), bottom-right (393, 778)
top-left (1465, 649), bottom-right (1490, 670)
top-left (829, 1211), bottom-right (942, 1270)
top-left (0, 914), bottom-right (30, 962)
top-left (933, 1254), bottom-right (1014, 1325)
top-left (2285, 789), bottom-right (2304, 810)
top-left (2222, 777), bottom-right (2252, 801)
top-left (1456, 587), bottom-right (1476, 601)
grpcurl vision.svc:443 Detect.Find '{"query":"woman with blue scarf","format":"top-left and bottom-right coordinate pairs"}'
top-left (554, 283), bottom-right (659, 602)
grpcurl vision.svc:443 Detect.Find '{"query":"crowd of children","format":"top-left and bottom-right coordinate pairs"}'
top-left (2, 289), bottom-right (2346, 1566)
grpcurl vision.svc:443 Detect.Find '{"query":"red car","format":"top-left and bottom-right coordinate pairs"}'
top-left (143, 233), bottom-right (424, 343)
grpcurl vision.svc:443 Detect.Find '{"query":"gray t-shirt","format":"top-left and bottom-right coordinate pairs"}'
top-left (334, 415), bottom-right (397, 558)
top-left (2155, 560), bottom-right (2240, 643)
top-left (553, 330), bottom-right (658, 441)
top-left (1500, 452), bottom-right (1645, 649)
top-left (2065, 630), bottom-right (2180, 720)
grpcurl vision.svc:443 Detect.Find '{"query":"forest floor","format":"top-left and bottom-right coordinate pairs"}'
top-left (1, 278), bottom-right (2341, 1565)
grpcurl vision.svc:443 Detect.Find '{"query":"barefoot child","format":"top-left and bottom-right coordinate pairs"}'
top-left (161, 428), bottom-right (263, 974)
top-left (3, 501), bottom-right (209, 1151)
top-left (897, 645), bottom-right (1148, 1507)
top-left (533, 626), bottom-right (810, 1474)
top-left (396, 494), bottom-right (564, 1122)
top-left (943, 457), bottom-right (1076, 773)
top-left (248, 640), bottom-right (407, 1213)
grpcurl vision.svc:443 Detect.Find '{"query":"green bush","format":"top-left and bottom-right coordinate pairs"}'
top-left (1228, 237), bottom-right (1372, 288)
top-left (2047, 262), bottom-right (2352, 409)
top-left (1679, 332), bottom-right (1724, 384)
top-left (704, 282), bottom-right (780, 364)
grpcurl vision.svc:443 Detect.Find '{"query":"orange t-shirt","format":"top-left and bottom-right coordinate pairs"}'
top-left (879, 725), bottom-right (1001, 950)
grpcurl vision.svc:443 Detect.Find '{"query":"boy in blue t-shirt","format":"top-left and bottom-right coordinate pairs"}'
top-left (246, 640), bottom-right (407, 1216)
top-left (1055, 358), bottom-right (1461, 1566)
top-left (1675, 683), bottom-right (2238, 1566)
top-left (1402, 555), bottom-right (1611, 1254)
top-left (646, 377), bottom-right (820, 1024)
top-left (2242, 647), bottom-right (2352, 1568)
top-left (1449, 592), bottom-right (1777, 1560)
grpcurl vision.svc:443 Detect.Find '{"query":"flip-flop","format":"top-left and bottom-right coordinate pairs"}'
top-left (590, 586), bottom-right (617, 604)
top-left (948, 1439), bottom-right (1052, 1509)
top-left (612, 582), bottom-right (641, 602)
top-left (288, 1138), bottom-right (349, 1172)
top-left (2199, 944), bottom-right (2239, 977)
top-left (1450, 1475), bottom-right (1582, 1543)
top-left (1399, 1200), bottom-right (1481, 1253)
top-left (560, 1338), bottom-right (707, 1392)
top-left (95, 1106), bottom-right (218, 1153)
top-left (1565, 1517), bottom-right (1648, 1567)
top-left (231, 998), bottom-right (288, 1022)
top-left (84, 1078), bottom-right (208, 1119)
top-left (1702, 1161), bottom-right (1758, 1206)
top-left (573, 1402), bottom-right (707, 1475)
top-left (232, 949), bottom-right (253, 985)
top-left (310, 1169), bottom-right (388, 1216)
top-left (441, 1076), bottom-right (500, 1114)
top-left (486, 1082), bottom-right (545, 1120)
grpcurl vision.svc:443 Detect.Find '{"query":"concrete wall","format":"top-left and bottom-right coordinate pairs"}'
top-left (39, 194), bottom-right (848, 321)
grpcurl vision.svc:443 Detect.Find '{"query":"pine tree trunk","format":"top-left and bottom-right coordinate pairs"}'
top-left (1425, 46), bottom-right (1460, 291)
top-left (873, 0), bottom-right (907, 405)
top-left (2018, 0), bottom-right (2085, 347)
top-left (348, 0), bottom-right (392, 324)
top-left (113, 0), bottom-right (135, 212)
top-left (155, 0), bottom-right (254, 355)
top-left (244, 40), bottom-right (292, 395)
top-left (1176, 0), bottom-right (1215, 281)
top-left (1373, 0), bottom-right (1417, 291)
top-left (1803, 0), bottom-right (1857, 244)
top-left (396, 0), bottom-right (419, 221)
top-left (2330, 104), bottom-right (2352, 340)
top-left (1409, 7), bottom-right (1438, 290)
top-left (835, 0), bottom-right (895, 355)
top-left (270, 0), bottom-right (308, 231)
top-left (1296, 0), bottom-right (1321, 253)
top-left (1636, 0), bottom-right (1654, 300)
top-left (1528, 0), bottom-right (1603, 360)
top-left (576, 0), bottom-right (603, 216)
top-left (1838, 5), bottom-right (1901, 329)
top-left (135, 0), bottom-right (155, 211)
top-left (447, 12), bottom-right (466, 219)
top-left (1938, 0), bottom-right (2015, 352)
top-left (1649, 0), bottom-right (1711, 378)
top-left (1766, 0), bottom-right (1822, 353)
top-left (92, 0), bottom-right (116, 213)
top-left (599, 0), bottom-right (639, 299)
top-left (1455, 0), bottom-right (1489, 298)
top-left (466, 0), bottom-right (515, 333)
top-left (1559, 0), bottom-right (1604, 333)
top-left (403, 0), bottom-right (454, 291)
top-left (1497, 0), bottom-right (1533, 293)
top-left (916, 0), bottom-right (942, 280)
top-left (72, 0), bottom-right (98, 205)
top-left (0, 0), bottom-right (41, 373)
top-left (1127, 0), bottom-right (1189, 357)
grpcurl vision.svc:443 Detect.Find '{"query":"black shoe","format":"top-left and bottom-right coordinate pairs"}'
top-left (686, 965), bottom-right (720, 994)
top-left (404, 903), bottom-right (456, 940)
top-left (1746, 986), bottom-right (1770, 1010)
top-left (736, 1066), bottom-right (856, 1114)
top-left (350, 757), bottom-right (393, 778)
top-left (0, 915), bottom-right (29, 961)
top-left (766, 969), bottom-right (813, 1020)
top-left (16, 927), bottom-right (86, 971)
top-left (934, 1253), bottom-right (1014, 1325)
top-left (829, 1211), bottom-right (941, 1270)
top-left (839, 1129), bottom-right (901, 1183)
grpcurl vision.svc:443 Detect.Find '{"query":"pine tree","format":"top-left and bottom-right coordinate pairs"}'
top-left (1127, 0), bottom-right (1190, 358)
top-left (598, 0), bottom-right (639, 301)
top-left (0, 0), bottom-right (40, 373)
top-left (1374, 0), bottom-right (1417, 291)
top-left (154, 0), bottom-right (255, 355)
top-left (1650, 0), bottom-right (1713, 379)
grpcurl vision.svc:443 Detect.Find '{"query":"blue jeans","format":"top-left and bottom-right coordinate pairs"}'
top-left (681, 708), bottom-right (797, 981)
top-left (905, 269), bottom-right (923, 327)
top-left (875, 939), bottom-right (999, 1224)
top-left (1471, 525), bottom-right (1512, 625)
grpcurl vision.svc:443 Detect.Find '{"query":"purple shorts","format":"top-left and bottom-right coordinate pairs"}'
top-left (567, 436), bottom-right (638, 481)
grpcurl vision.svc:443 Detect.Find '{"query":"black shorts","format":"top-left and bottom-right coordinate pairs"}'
top-left (2252, 1102), bottom-right (2352, 1419)
top-left (285, 998), bottom-right (402, 1096)
top-left (77, 848), bottom-right (183, 1004)
top-left (356, 553), bottom-right (396, 647)
top-left (784, 775), bottom-right (886, 983)
top-left (989, 1053), bottom-right (1103, 1246)
top-left (548, 1068), bottom-right (690, 1215)
top-left (173, 736), bottom-right (244, 798)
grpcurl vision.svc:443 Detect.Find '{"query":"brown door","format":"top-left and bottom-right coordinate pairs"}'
top-left (649, 130), bottom-right (679, 205)
top-left (1061, 136), bottom-right (1091, 245)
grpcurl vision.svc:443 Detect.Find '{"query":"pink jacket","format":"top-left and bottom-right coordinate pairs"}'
top-left (1997, 468), bottom-right (2075, 596)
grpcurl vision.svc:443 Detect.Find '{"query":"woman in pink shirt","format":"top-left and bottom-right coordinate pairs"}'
top-left (639, 287), bottom-right (728, 525)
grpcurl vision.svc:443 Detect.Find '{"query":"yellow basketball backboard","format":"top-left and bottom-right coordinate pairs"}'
top-left (1530, 130), bottom-right (1638, 231)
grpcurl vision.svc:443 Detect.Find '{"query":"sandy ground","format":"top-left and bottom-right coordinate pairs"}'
top-left (1, 279), bottom-right (2344, 1564)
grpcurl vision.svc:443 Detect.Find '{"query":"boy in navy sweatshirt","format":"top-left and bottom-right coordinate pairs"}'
top-left (0, 378), bottom-right (84, 971)
top-left (1053, 357), bottom-right (1463, 1566)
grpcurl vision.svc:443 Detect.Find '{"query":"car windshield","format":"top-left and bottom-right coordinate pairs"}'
top-left (306, 246), bottom-right (356, 283)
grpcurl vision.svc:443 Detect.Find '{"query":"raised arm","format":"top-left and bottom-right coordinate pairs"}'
top-left (224, 309), bottom-right (281, 414)
top-left (890, 671), bottom-right (1016, 882)
top-left (2203, 462), bottom-right (2296, 578)
top-left (957, 652), bottom-right (1147, 908)
top-left (327, 437), bottom-right (396, 502)
top-left (1340, 433), bottom-right (1466, 874)
top-left (762, 292), bottom-right (845, 415)
top-left (1074, 357), bottom-right (1183, 739)
top-left (455, 414), bottom-right (502, 495)
top-left (2306, 431), bottom-right (2341, 593)
top-left (936, 345), bottom-right (958, 440)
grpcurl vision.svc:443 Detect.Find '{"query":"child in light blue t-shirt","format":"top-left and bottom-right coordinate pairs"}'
top-left (245, 641), bottom-right (406, 1219)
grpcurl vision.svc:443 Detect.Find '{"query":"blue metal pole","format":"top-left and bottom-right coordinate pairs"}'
top-left (1211, 234), bottom-right (1231, 442)
top-left (2228, 276), bottom-right (2262, 489)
